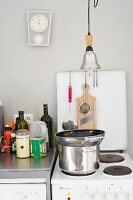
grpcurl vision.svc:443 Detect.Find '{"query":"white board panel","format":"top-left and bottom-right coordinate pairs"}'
top-left (56, 71), bottom-right (127, 151)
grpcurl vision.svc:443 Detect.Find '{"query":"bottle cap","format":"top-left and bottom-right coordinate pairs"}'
top-left (5, 125), bottom-right (12, 130)
top-left (43, 101), bottom-right (48, 105)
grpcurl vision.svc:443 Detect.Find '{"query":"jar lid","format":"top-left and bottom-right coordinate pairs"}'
top-left (5, 125), bottom-right (12, 131)
top-left (16, 129), bottom-right (29, 136)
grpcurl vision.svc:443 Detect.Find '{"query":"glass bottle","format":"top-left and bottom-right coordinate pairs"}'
top-left (14, 116), bottom-right (19, 132)
top-left (16, 111), bottom-right (28, 131)
top-left (41, 103), bottom-right (53, 148)
top-left (10, 133), bottom-right (16, 153)
top-left (4, 125), bottom-right (12, 152)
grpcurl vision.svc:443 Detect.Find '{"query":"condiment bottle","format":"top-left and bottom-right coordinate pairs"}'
top-left (10, 133), bottom-right (16, 153)
top-left (7, 120), bottom-right (14, 131)
top-left (40, 103), bottom-right (53, 148)
top-left (4, 125), bottom-right (12, 153)
top-left (16, 129), bottom-right (30, 158)
top-left (14, 116), bottom-right (20, 132)
top-left (15, 111), bottom-right (28, 131)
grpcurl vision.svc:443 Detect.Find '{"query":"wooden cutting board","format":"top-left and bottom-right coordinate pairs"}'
top-left (77, 84), bottom-right (96, 129)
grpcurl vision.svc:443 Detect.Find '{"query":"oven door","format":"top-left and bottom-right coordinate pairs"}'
top-left (0, 178), bottom-right (46, 200)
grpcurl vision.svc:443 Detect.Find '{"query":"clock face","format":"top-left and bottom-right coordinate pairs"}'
top-left (30, 14), bottom-right (48, 33)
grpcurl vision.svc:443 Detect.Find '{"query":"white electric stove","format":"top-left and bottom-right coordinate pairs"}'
top-left (52, 71), bottom-right (132, 200)
top-left (51, 153), bottom-right (133, 200)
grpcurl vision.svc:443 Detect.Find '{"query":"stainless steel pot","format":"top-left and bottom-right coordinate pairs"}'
top-left (56, 129), bottom-right (105, 175)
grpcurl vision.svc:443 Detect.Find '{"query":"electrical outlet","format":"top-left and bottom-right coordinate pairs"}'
top-left (14, 114), bottom-right (34, 124)
top-left (24, 114), bottom-right (34, 124)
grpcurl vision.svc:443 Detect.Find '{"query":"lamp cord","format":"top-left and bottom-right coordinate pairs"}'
top-left (88, 0), bottom-right (99, 34)
top-left (88, 0), bottom-right (90, 34)
top-left (94, 0), bottom-right (99, 8)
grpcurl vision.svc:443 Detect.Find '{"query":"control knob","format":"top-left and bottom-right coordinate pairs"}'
top-left (106, 192), bottom-right (115, 200)
top-left (81, 192), bottom-right (91, 200)
top-left (117, 193), bottom-right (126, 200)
top-left (94, 193), bottom-right (104, 200)
top-left (14, 192), bottom-right (25, 200)
top-left (129, 193), bottom-right (133, 200)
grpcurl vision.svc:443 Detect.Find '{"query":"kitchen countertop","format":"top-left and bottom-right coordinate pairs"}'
top-left (0, 147), bottom-right (56, 172)
top-left (0, 147), bottom-right (57, 180)
top-left (0, 148), bottom-right (57, 200)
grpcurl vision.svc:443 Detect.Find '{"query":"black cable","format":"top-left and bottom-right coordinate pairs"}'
top-left (94, 0), bottom-right (99, 8)
top-left (88, 0), bottom-right (90, 34)
top-left (88, 0), bottom-right (99, 34)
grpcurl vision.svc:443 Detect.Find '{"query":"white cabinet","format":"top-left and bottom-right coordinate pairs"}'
top-left (0, 179), bottom-right (46, 200)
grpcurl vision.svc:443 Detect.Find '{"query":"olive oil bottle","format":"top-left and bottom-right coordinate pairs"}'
top-left (15, 111), bottom-right (28, 131)
top-left (41, 103), bottom-right (53, 148)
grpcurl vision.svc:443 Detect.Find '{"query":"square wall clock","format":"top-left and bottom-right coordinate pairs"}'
top-left (27, 11), bottom-right (52, 46)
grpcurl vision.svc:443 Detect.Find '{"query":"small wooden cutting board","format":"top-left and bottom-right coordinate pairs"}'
top-left (77, 84), bottom-right (96, 129)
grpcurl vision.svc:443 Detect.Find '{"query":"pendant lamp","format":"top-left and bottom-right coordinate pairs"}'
top-left (80, 0), bottom-right (100, 71)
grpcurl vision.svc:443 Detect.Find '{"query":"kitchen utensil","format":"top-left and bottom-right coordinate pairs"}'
top-left (56, 129), bottom-right (105, 175)
top-left (30, 138), bottom-right (46, 158)
top-left (62, 71), bottom-right (77, 130)
top-left (77, 71), bottom-right (96, 129)
top-left (79, 71), bottom-right (90, 114)
top-left (16, 129), bottom-right (30, 158)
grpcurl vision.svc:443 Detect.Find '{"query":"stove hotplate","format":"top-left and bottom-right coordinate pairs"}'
top-left (100, 154), bottom-right (125, 163)
top-left (104, 165), bottom-right (132, 176)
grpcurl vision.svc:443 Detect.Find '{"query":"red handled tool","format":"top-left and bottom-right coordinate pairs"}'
top-left (62, 71), bottom-right (77, 130)
top-left (68, 71), bottom-right (72, 103)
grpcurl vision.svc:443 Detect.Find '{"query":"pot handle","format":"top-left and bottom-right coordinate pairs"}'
top-left (89, 136), bottom-right (104, 142)
top-left (91, 136), bottom-right (104, 144)
top-left (83, 136), bottom-right (104, 142)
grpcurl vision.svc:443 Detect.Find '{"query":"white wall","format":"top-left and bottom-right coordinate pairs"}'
top-left (0, 0), bottom-right (133, 156)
